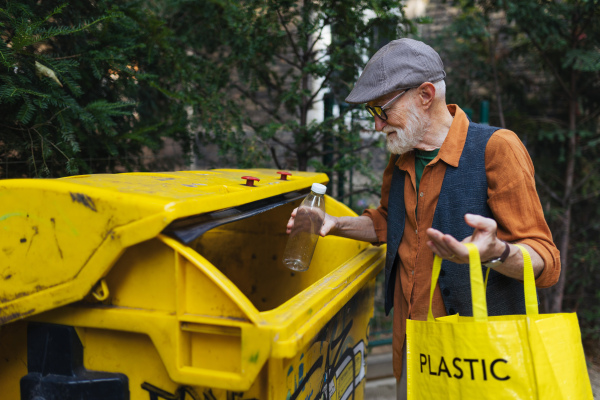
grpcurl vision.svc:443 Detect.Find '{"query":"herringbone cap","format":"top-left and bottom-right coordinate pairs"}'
top-left (345, 38), bottom-right (446, 104)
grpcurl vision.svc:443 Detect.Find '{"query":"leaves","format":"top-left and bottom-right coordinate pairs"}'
top-left (35, 61), bottom-right (62, 87)
top-left (563, 49), bottom-right (600, 72)
top-left (0, 0), bottom-right (196, 178)
top-left (441, 0), bottom-right (600, 327)
top-left (189, 0), bottom-right (412, 174)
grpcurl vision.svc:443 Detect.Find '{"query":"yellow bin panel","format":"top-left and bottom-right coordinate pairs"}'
top-left (1, 169), bottom-right (329, 325)
top-left (0, 169), bottom-right (385, 399)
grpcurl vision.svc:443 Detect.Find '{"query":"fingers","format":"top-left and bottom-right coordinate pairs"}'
top-left (426, 228), bottom-right (468, 262)
top-left (464, 213), bottom-right (497, 232)
top-left (286, 207), bottom-right (298, 234)
top-left (320, 216), bottom-right (336, 237)
top-left (286, 208), bottom-right (334, 237)
top-left (424, 215), bottom-right (501, 263)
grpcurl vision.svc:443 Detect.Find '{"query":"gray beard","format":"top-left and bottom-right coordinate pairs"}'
top-left (385, 105), bottom-right (428, 155)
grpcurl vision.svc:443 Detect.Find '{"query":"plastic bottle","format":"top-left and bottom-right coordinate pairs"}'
top-left (283, 183), bottom-right (327, 272)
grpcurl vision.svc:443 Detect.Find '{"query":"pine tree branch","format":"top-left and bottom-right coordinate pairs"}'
top-left (310, 142), bottom-right (378, 164)
top-left (27, 128), bottom-right (37, 176)
top-left (0, 123), bottom-right (26, 131)
top-left (34, 127), bottom-right (69, 162)
top-left (230, 83), bottom-right (284, 123)
top-left (313, 51), bottom-right (330, 64)
top-left (307, 67), bottom-right (335, 106)
top-left (32, 128), bottom-right (49, 172)
top-left (572, 166), bottom-right (600, 194)
top-left (306, 19), bottom-right (329, 61)
top-left (528, 116), bottom-right (568, 128)
top-left (277, 10), bottom-right (301, 63)
top-left (270, 135), bottom-right (296, 153)
top-left (578, 105), bottom-right (600, 126)
top-left (489, 32), bottom-right (505, 128)
top-left (312, 104), bottom-right (360, 135)
top-left (269, 145), bottom-right (283, 169)
top-left (572, 190), bottom-right (600, 204)
top-left (519, 25), bottom-right (570, 95)
top-left (53, 54), bottom-right (81, 60)
top-left (33, 107), bottom-right (69, 129)
top-left (273, 53), bottom-right (301, 69)
top-left (534, 174), bottom-right (563, 205)
top-left (18, 15), bottom-right (117, 49)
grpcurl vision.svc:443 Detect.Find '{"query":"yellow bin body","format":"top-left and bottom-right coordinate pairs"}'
top-left (0, 169), bottom-right (385, 399)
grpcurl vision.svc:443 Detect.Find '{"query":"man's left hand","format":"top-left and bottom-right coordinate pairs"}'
top-left (426, 213), bottom-right (506, 263)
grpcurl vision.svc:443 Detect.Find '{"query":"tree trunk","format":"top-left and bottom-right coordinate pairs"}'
top-left (297, 153), bottom-right (309, 171)
top-left (550, 77), bottom-right (578, 313)
top-left (490, 34), bottom-right (506, 128)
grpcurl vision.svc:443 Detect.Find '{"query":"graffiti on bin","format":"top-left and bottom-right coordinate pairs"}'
top-left (287, 317), bottom-right (366, 400)
top-left (70, 192), bottom-right (97, 212)
top-left (141, 382), bottom-right (258, 400)
top-left (141, 382), bottom-right (198, 400)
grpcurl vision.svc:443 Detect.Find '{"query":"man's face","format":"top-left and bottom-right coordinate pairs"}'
top-left (369, 91), bottom-right (428, 155)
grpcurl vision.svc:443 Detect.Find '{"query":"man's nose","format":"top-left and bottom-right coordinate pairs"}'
top-left (374, 117), bottom-right (387, 132)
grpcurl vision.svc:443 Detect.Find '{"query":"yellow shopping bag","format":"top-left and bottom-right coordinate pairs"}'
top-left (406, 243), bottom-right (593, 399)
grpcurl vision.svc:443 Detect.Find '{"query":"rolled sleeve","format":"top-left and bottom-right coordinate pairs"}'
top-left (361, 154), bottom-right (396, 245)
top-left (486, 129), bottom-right (561, 287)
top-left (520, 238), bottom-right (561, 287)
top-left (362, 208), bottom-right (388, 244)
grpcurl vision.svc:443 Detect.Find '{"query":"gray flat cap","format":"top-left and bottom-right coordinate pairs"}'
top-left (345, 38), bottom-right (446, 104)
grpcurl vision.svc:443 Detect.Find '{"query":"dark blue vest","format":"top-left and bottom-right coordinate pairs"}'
top-left (384, 122), bottom-right (527, 316)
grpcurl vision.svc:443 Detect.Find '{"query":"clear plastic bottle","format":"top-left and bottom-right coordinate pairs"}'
top-left (283, 183), bottom-right (327, 272)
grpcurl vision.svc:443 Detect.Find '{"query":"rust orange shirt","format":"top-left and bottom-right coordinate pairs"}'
top-left (363, 105), bottom-right (561, 379)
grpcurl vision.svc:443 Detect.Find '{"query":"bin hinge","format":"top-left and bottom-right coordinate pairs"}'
top-left (92, 278), bottom-right (110, 301)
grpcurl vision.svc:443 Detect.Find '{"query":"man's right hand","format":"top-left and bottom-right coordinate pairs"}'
top-left (286, 209), bottom-right (379, 243)
top-left (286, 207), bottom-right (338, 237)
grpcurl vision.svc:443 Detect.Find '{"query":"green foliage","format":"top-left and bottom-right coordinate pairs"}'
top-left (1, 0), bottom-right (413, 208)
top-left (570, 241), bottom-right (600, 340)
top-left (0, 0), bottom-right (195, 177)
top-left (438, 0), bottom-right (600, 329)
top-left (180, 0), bottom-right (412, 183)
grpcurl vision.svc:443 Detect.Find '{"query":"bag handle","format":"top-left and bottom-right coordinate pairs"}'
top-left (515, 244), bottom-right (539, 316)
top-left (428, 243), bottom-right (539, 322)
top-left (428, 243), bottom-right (487, 322)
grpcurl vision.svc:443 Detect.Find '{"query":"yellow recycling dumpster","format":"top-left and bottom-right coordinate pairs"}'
top-left (0, 169), bottom-right (386, 400)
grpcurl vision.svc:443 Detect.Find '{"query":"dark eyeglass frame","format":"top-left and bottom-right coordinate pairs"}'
top-left (365, 90), bottom-right (409, 121)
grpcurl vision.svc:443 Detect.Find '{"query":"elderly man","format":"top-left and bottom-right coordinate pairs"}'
top-left (286, 38), bottom-right (560, 399)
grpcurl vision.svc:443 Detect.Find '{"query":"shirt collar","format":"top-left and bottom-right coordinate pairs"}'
top-left (438, 104), bottom-right (468, 168)
top-left (394, 104), bottom-right (468, 169)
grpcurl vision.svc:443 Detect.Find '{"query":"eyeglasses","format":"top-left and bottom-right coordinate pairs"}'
top-left (365, 90), bottom-right (408, 121)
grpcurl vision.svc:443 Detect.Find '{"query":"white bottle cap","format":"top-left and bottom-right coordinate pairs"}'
top-left (311, 183), bottom-right (327, 194)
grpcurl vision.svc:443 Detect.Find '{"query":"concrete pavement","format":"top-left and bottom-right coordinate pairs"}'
top-left (365, 351), bottom-right (396, 399)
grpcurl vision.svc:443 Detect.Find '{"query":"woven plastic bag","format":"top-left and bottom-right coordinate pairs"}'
top-left (406, 243), bottom-right (593, 399)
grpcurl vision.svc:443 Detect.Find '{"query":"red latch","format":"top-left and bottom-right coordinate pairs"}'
top-left (241, 176), bottom-right (260, 186)
top-left (277, 171), bottom-right (292, 180)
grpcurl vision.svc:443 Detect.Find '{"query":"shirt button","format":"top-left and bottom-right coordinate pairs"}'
top-left (415, 229), bottom-right (418, 234)
top-left (443, 288), bottom-right (451, 296)
top-left (412, 270), bottom-right (415, 276)
top-left (420, 192), bottom-right (424, 197)
top-left (449, 308), bottom-right (456, 315)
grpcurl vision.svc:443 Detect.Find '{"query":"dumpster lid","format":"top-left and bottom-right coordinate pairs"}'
top-left (162, 189), bottom-right (309, 244)
top-left (0, 169), bottom-right (328, 325)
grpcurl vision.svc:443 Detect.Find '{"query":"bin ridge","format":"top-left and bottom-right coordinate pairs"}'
top-left (0, 169), bottom-right (328, 326)
top-left (1, 168), bottom-right (386, 400)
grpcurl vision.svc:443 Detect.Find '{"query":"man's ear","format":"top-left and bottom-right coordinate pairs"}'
top-left (417, 82), bottom-right (436, 110)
